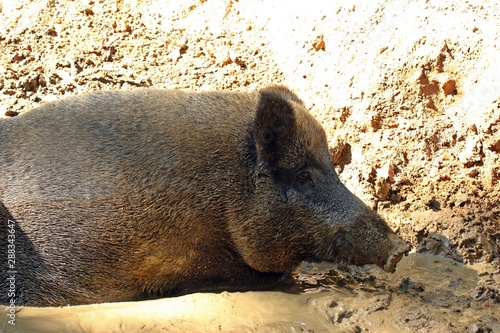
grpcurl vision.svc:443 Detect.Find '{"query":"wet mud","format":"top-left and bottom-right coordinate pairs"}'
top-left (4, 253), bottom-right (498, 333)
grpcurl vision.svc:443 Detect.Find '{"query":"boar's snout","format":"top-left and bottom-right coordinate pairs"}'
top-left (348, 212), bottom-right (411, 273)
top-left (383, 233), bottom-right (411, 273)
top-left (314, 192), bottom-right (411, 273)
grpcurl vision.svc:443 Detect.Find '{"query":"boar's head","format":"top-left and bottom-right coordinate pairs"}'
top-left (230, 86), bottom-right (410, 274)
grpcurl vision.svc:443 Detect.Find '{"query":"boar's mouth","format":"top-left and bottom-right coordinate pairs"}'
top-left (383, 241), bottom-right (410, 273)
top-left (317, 233), bottom-right (410, 273)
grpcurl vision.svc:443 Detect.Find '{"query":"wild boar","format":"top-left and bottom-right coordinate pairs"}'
top-left (0, 86), bottom-right (409, 306)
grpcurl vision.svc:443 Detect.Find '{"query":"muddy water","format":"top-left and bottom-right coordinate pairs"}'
top-left (3, 253), bottom-right (498, 333)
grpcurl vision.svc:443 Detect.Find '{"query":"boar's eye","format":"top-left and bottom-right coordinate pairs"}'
top-left (296, 171), bottom-right (312, 184)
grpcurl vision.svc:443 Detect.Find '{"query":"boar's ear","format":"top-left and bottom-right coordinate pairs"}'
top-left (253, 90), bottom-right (297, 166)
top-left (259, 85), bottom-right (305, 106)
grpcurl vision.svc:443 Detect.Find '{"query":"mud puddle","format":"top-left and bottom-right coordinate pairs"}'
top-left (2, 253), bottom-right (498, 333)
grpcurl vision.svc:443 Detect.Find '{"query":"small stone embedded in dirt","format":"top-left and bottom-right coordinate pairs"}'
top-left (112, 20), bottom-right (131, 33)
top-left (364, 293), bottom-right (392, 313)
top-left (442, 79), bottom-right (458, 95)
top-left (338, 106), bottom-right (351, 123)
top-left (329, 138), bottom-right (351, 170)
top-left (375, 177), bottom-right (391, 201)
top-left (376, 163), bottom-right (395, 183)
top-left (370, 114), bottom-right (382, 131)
top-left (312, 34), bottom-right (325, 51)
top-left (459, 137), bottom-right (483, 167)
top-left (419, 71), bottom-right (440, 96)
top-left (83, 8), bottom-right (94, 16)
top-left (168, 47), bottom-right (182, 61)
top-left (4, 110), bottom-right (19, 117)
top-left (469, 323), bottom-right (494, 333)
top-left (331, 308), bottom-right (353, 324)
top-left (453, 192), bottom-right (469, 207)
top-left (487, 139), bottom-right (500, 153)
top-left (399, 277), bottom-right (425, 293)
top-left (468, 168), bottom-right (479, 178)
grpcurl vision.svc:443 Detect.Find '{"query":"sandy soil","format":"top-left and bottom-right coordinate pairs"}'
top-left (0, 0), bottom-right (499, 332)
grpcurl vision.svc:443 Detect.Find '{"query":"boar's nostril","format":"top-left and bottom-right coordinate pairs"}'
top-left (383, 241), bottom-right (411, 273)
